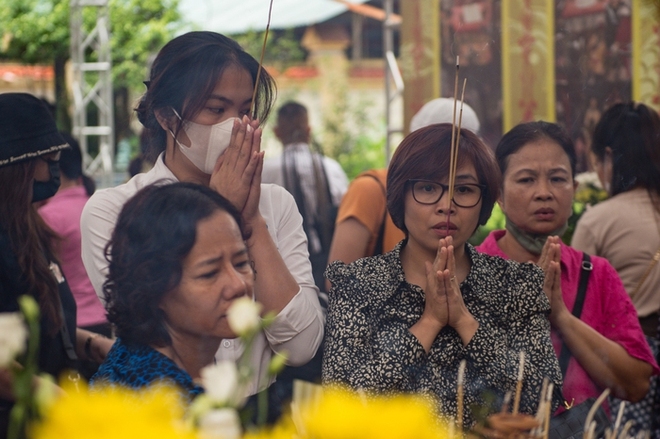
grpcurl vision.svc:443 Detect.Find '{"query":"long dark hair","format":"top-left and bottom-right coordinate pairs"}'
top-left (135, 31), bottom-right (276, 162)
top-left (104, 182), bottom-right (248, 347)
top-left (592, 102), bottom-right (660, 197)
top-left (0, 161), bottom-right (62, 334)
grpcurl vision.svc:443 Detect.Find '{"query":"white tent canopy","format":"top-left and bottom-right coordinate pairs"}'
top-left (178, 0), bottom-right (370, 35)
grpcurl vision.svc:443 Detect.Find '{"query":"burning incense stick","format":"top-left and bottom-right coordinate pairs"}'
top-left (457, 359), bottom-right (466, 433)
top-left (542, 383), bottom-right (553, 439)
top-left (250, 0), bottom-right (275, 119)
top-left (614, 401), bottom-right (626, 433)
top-left (512, 351), bottom-right (525, 414)
top-left (500, 391), bottom-right (512, 413)
top-left (585, 388), bottom-right (610, 434)
top-left (448, 62), bottom-right (459, 194)
top-left (447, 57), bottom-right (460, 232)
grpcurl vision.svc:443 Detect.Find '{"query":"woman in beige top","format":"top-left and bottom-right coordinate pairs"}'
top-left (572, 102), bottom-right (660, 435)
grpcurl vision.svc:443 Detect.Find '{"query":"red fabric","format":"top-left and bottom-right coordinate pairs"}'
top-left (477, 230), bottom-right (659, 411)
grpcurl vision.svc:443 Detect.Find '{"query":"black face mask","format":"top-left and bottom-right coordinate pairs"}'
top-left (33, 158), bottom-right (61, 202)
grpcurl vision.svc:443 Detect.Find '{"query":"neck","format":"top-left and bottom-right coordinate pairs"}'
top-left (59, 176), bottom-right (79, 190)
top-left (497, 230), bottom-right (541, 263)
top-left (503, 218), bottom-right (567, 261)
top-left (400, 238), bottom-right (471, 287)
top-left (154, 332), bottom-right (220, 380)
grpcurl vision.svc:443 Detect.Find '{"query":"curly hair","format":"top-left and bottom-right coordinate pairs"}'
top-left (103, 182), bottom-right (248, 347)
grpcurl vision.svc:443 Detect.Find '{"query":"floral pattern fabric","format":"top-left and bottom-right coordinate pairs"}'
top-left (91, 338), bottom-right (204, 401)
top-left (322, 242), bottom-right (562, 427)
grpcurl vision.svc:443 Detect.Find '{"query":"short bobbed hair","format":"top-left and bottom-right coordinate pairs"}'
top-left (135, 31), bottom-right (276, 161)
top-left (592, 102), bottom-right (660, 196)
top-left (104, 182), bottom-right (248, 347)
top-left (496, 121), bottom-right (577, 178)
top-left (387, 123), bottom-right (500, 234)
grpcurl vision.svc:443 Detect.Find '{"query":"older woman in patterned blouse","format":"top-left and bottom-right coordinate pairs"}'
top-left (322, 124), bottom-right (562, 427)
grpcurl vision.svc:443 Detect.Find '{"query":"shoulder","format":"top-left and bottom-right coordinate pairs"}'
top-left (468, 246), bottom-right (546, 308)
top-left (474, 230), bottom-right (507, 257)
top-left (326, 249), bottom-right (402, 301)
top-left (259, 183), bottom-right (296, 211)
top-left (258, 184), bottom-right (302, 232)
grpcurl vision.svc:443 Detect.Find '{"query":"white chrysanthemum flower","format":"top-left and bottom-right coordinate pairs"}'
top-left (200, 361), bottom-right (239, 406)
top-left (226, 297), bottom-right (262, 337)
top-left (0, 312), bottom-right (28, 367)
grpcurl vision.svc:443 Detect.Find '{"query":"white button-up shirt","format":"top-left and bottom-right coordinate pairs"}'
top-left (80, 154), bottom-right (324, 395)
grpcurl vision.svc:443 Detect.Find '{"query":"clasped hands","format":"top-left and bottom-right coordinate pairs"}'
top-left (421, 237), bottom-right (478, 343)
top-left (537, 236), bottom-right (570, 327)
top-left (209, 116), bottom-right (264, 223)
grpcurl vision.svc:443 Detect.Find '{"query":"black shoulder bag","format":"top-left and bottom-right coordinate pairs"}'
top-left (549, 253), bottom-right (612, 439)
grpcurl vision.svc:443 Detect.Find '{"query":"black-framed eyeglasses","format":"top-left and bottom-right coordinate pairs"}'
top-left (408, 179), bottom-right (486, 208)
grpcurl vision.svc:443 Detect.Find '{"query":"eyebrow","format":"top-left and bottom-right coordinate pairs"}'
top-left (512, 167), bottom-right (570, 176)
top-left (194, 247), bottom-right (249, 268)
top-left (207, 95), bottom-right (253, 106)
top-left (454, 174), bottom-right (479, 182)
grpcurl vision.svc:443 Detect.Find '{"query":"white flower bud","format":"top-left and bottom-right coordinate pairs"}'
top-left (0, 312), bottom-right (28, 368)
top-left (200, 361), bottom-right (239, 406)
top-left (226, 297), bottom-right (262, 337)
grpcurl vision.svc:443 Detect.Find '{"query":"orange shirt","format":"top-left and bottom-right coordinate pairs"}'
top-left (335, 169), bottom-right (405, 256)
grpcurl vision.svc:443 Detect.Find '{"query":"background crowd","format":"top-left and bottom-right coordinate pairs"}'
top-left (0, 28), bottom-right (659, 438)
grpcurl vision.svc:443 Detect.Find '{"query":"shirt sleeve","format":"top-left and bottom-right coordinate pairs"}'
top-left (335, 174), bottom-right (386, 235)
top-left (589, 257), bottom-right (660, 373)
top-left (80, 189), bottom-right (123, 302)
top-left (259, 185), bottom-right (325, 365)
top-left (322, 261), bottom-right (434, 392)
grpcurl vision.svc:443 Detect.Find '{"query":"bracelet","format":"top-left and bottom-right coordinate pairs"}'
top-left (84, 334), bottom-right (99, 360)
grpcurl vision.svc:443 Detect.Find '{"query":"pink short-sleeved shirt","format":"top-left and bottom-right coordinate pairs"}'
top-left (477, 230), bottom-right (658, 409)
top-left (39, 186), bottom-right (107, 327)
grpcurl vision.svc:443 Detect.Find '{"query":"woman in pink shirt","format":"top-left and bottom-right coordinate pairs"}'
top-left (476, 121), bottom-right (658, 413)
top-left (39, 134), bottom-right (110, 377)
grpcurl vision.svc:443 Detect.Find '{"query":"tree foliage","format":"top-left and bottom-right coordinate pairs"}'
top-left (0, 0), bottom-right (182, 93)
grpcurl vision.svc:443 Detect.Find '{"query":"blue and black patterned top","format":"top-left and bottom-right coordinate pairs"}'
top-left (90, 338), bottom-right (204, 401)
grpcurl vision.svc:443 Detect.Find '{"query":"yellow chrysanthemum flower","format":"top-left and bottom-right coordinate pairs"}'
top-left (245, 388), bottom-right (448, 439)
top-left (31, 381), bottom-right (198, 439)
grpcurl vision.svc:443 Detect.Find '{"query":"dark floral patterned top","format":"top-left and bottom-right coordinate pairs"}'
top-left (322, 242), bottom-right (562, 427)
top-left (90, 338), bottom-right (204, 401)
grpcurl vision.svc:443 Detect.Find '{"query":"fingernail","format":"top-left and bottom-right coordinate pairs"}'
top-left (247, 124), bottom-right (253, 133)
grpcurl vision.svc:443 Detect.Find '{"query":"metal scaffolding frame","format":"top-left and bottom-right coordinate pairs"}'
top-left (383, 0), bottom-right (403, 165)
top-left (70, 0), bottom-right (114, 187)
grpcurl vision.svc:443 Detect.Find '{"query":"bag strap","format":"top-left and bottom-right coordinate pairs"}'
top-left (357, 173), bottom-right (387, 256)
top-left (558, 253), bottom-right (592, 377)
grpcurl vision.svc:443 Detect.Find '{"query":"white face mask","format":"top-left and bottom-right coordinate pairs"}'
top-left (170, 109), bottom-right (238, 174)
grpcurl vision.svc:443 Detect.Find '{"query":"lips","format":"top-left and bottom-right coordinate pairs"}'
top-left (534, 207), bottom-right (555, 220)
top-left (432, 221), bottom-right (457, 237)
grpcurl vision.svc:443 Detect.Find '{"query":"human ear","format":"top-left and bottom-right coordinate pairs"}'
top-left (155, 108), bottom-right (178, 133)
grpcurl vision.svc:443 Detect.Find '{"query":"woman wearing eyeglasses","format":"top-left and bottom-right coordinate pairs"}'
top-left (322, 124), bottom-right (562, 428)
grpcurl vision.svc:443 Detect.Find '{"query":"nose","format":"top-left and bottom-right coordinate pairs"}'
top-left (435, 189), bottom-right (456, 214)
top-left (534, 180), bottom-right (553, 201)
top-left (223, 267), bottom-right (249, 301)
